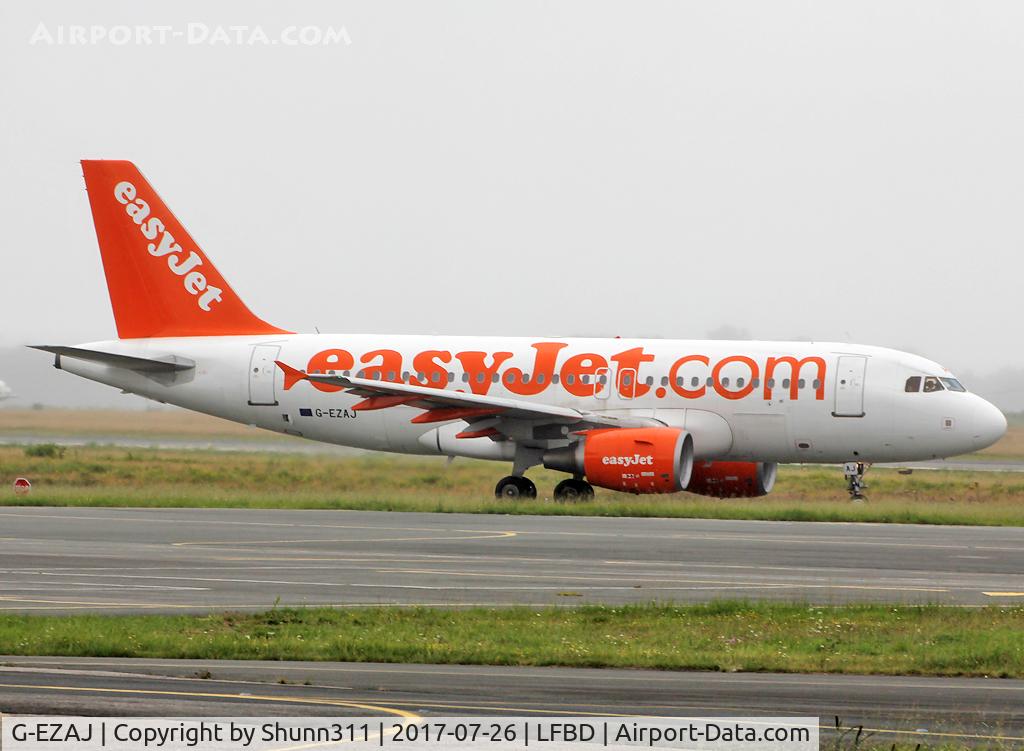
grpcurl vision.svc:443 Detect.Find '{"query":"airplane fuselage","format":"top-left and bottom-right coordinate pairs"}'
top-left (56, 334), bottom-right (1006, 465)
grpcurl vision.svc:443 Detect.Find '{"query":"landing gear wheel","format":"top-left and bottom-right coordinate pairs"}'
top-left (495, 476), bottom-right (537, 500)
top-left (844, 461), bottom-right (868, 502)
top-left (553, 478), bottom-right (595, 503)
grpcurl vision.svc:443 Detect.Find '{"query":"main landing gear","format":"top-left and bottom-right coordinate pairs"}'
top-left (844, 461), bottom-right (868, 501)
top-left (495, 476), bottom-right (537, 500)
top-left (553, 478), bottom-right (595, 502)
top-left (493, 475), bottom-right (595, 502)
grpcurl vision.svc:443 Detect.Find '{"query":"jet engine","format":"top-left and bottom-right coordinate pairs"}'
top-left (543, 427), bottom-right (694, 494)
top-left (685, 461), bottom-right (778, 498)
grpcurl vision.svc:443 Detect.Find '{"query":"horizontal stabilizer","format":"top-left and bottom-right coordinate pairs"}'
top-left (30, 345), bottom-right (195, 373)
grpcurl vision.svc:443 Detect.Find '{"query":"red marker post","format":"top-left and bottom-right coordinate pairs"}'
top-left (13, 477), bottom-right (31, 496)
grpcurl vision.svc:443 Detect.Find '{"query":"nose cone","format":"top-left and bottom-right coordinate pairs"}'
top-left (970, 396), bottom-right (1007, 451)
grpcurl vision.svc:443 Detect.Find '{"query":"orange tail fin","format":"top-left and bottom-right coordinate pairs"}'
top-left (81, 160), bottom-right (290, 338)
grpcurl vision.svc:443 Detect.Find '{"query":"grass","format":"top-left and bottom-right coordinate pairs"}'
top-left (0, 603), bottom-right (1021, 678)
top-left (4, 444), bottom-right (1024, 525)
top-left (0, 407), bottom-right (297, 442)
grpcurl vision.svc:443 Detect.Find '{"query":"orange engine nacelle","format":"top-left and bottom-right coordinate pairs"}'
top-left (685, 461), bottom-right (778, 498)
top-left (543, 427), bottom-right (694, 494)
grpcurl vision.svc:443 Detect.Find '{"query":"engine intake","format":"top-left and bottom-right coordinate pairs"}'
top-left (543, 427), bottom-right (694, 494)
top-left (685, 461), bottom-right (778, 498)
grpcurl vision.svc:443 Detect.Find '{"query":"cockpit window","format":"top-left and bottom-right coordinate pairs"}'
top-left (905, 376), bottom-right (921, 392)
top-left (940, 377), bottom-right (967, 392)
top-left (923, 376), bottom-right (945, 393)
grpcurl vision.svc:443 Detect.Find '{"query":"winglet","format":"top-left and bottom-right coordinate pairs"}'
top-left (275, 360), bottom-right (308, 390)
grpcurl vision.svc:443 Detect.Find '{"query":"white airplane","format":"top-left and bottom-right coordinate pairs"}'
top-left (34, 161), bottom-right (1007, 501)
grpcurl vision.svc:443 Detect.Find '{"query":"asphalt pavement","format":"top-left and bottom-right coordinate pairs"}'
top-left (1, 658), bottom-right (1021, 746)
top-left (1, 507), bottom-right (1023, 612)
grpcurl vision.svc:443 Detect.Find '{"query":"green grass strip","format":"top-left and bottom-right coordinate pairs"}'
top-left (1, 603), bottom-right (1022, 678)
top-left (6, 446), bottom-right (1024, 526)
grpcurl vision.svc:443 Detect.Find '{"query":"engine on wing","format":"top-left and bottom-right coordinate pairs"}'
top-left (542, 427), bottom-right (694, 494)
top-left (685, 461), bottom-right (778, 498)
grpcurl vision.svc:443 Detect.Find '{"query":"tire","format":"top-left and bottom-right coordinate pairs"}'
top-left (554, 478), bottom-right (594, 503)
top-left (495, 476), bottom-right (537, 500)
top-left (518, 477), bottom-right (538, 499)
top-left (495, 476), bottom-right (521, 499)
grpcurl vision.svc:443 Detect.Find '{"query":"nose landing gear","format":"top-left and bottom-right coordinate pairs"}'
top-left (844, 461), bottom-right (868, 501)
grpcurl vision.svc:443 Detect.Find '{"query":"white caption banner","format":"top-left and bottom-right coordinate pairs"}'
top-left (2, 716), bottom-right (818, 751)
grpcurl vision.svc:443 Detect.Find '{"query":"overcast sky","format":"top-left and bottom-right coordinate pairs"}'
top-left (3, 1), bottom-right (1023, 388)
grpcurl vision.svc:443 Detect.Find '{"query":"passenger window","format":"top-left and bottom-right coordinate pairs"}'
top-left (476, 373), bottom-right (485, 383)
top-left (905, 376), bottom-right (921, 392)
top-left (798, 378), bottom-right (806, 389)
top-left (923, 376), bottom-right (944, 393)
top-left (431, 372), bottom-right (441, 383)
top-left (721, 377), bottom-right (730, 387)
top-left (537, 373), bottom-right (546, 385)
top-left (782, 378), bottom-right (790, 389)
top-left (661, 376), bottom-right (669, 387)
top-left (622, 374), bottom-right (633, 386)
top-left (812, 379), bottom-right (820, 389)
top-left (940, 377), bottom-right (966, 392)
top-left (692, 377), bottom-right (700, 387)
top-left (736, 377), bottom-right (745, 388)
top-left (645, 376), bottom-right (653, 386)
top-left (552, 374), bottom-right (560, 384)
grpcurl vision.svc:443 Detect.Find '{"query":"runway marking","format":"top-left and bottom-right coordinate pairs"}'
top-left (347, 584), bottom-right (786, 592)
top-left (0, 581), bottom-right (210, 592)
top-left (0, 598), bottom-right (557, 611)
top-left (0, 680), bottom-right (419, 717)
top-left (7, 660), bottom-right (1024, 696)
top-left (2, 567), bottom-right (956, 595)
top-left (173, 530), bottom-right (517, 547)
top-left (983, 592), bottom-right (1024, 597)
top-left (8, 510), bottom-right (1024, 551)
top-left (505, 527), bottom-right (1013, 550)
top-left (0, 510), bottom-right (509, 537)
top-left (376, 567), bottom-right (949, 593)
top-left (2, 677), bottom-right (1017, 743)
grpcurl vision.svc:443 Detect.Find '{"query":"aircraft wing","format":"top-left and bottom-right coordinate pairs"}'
top-left (275, 361), bottom-right (657, 432)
